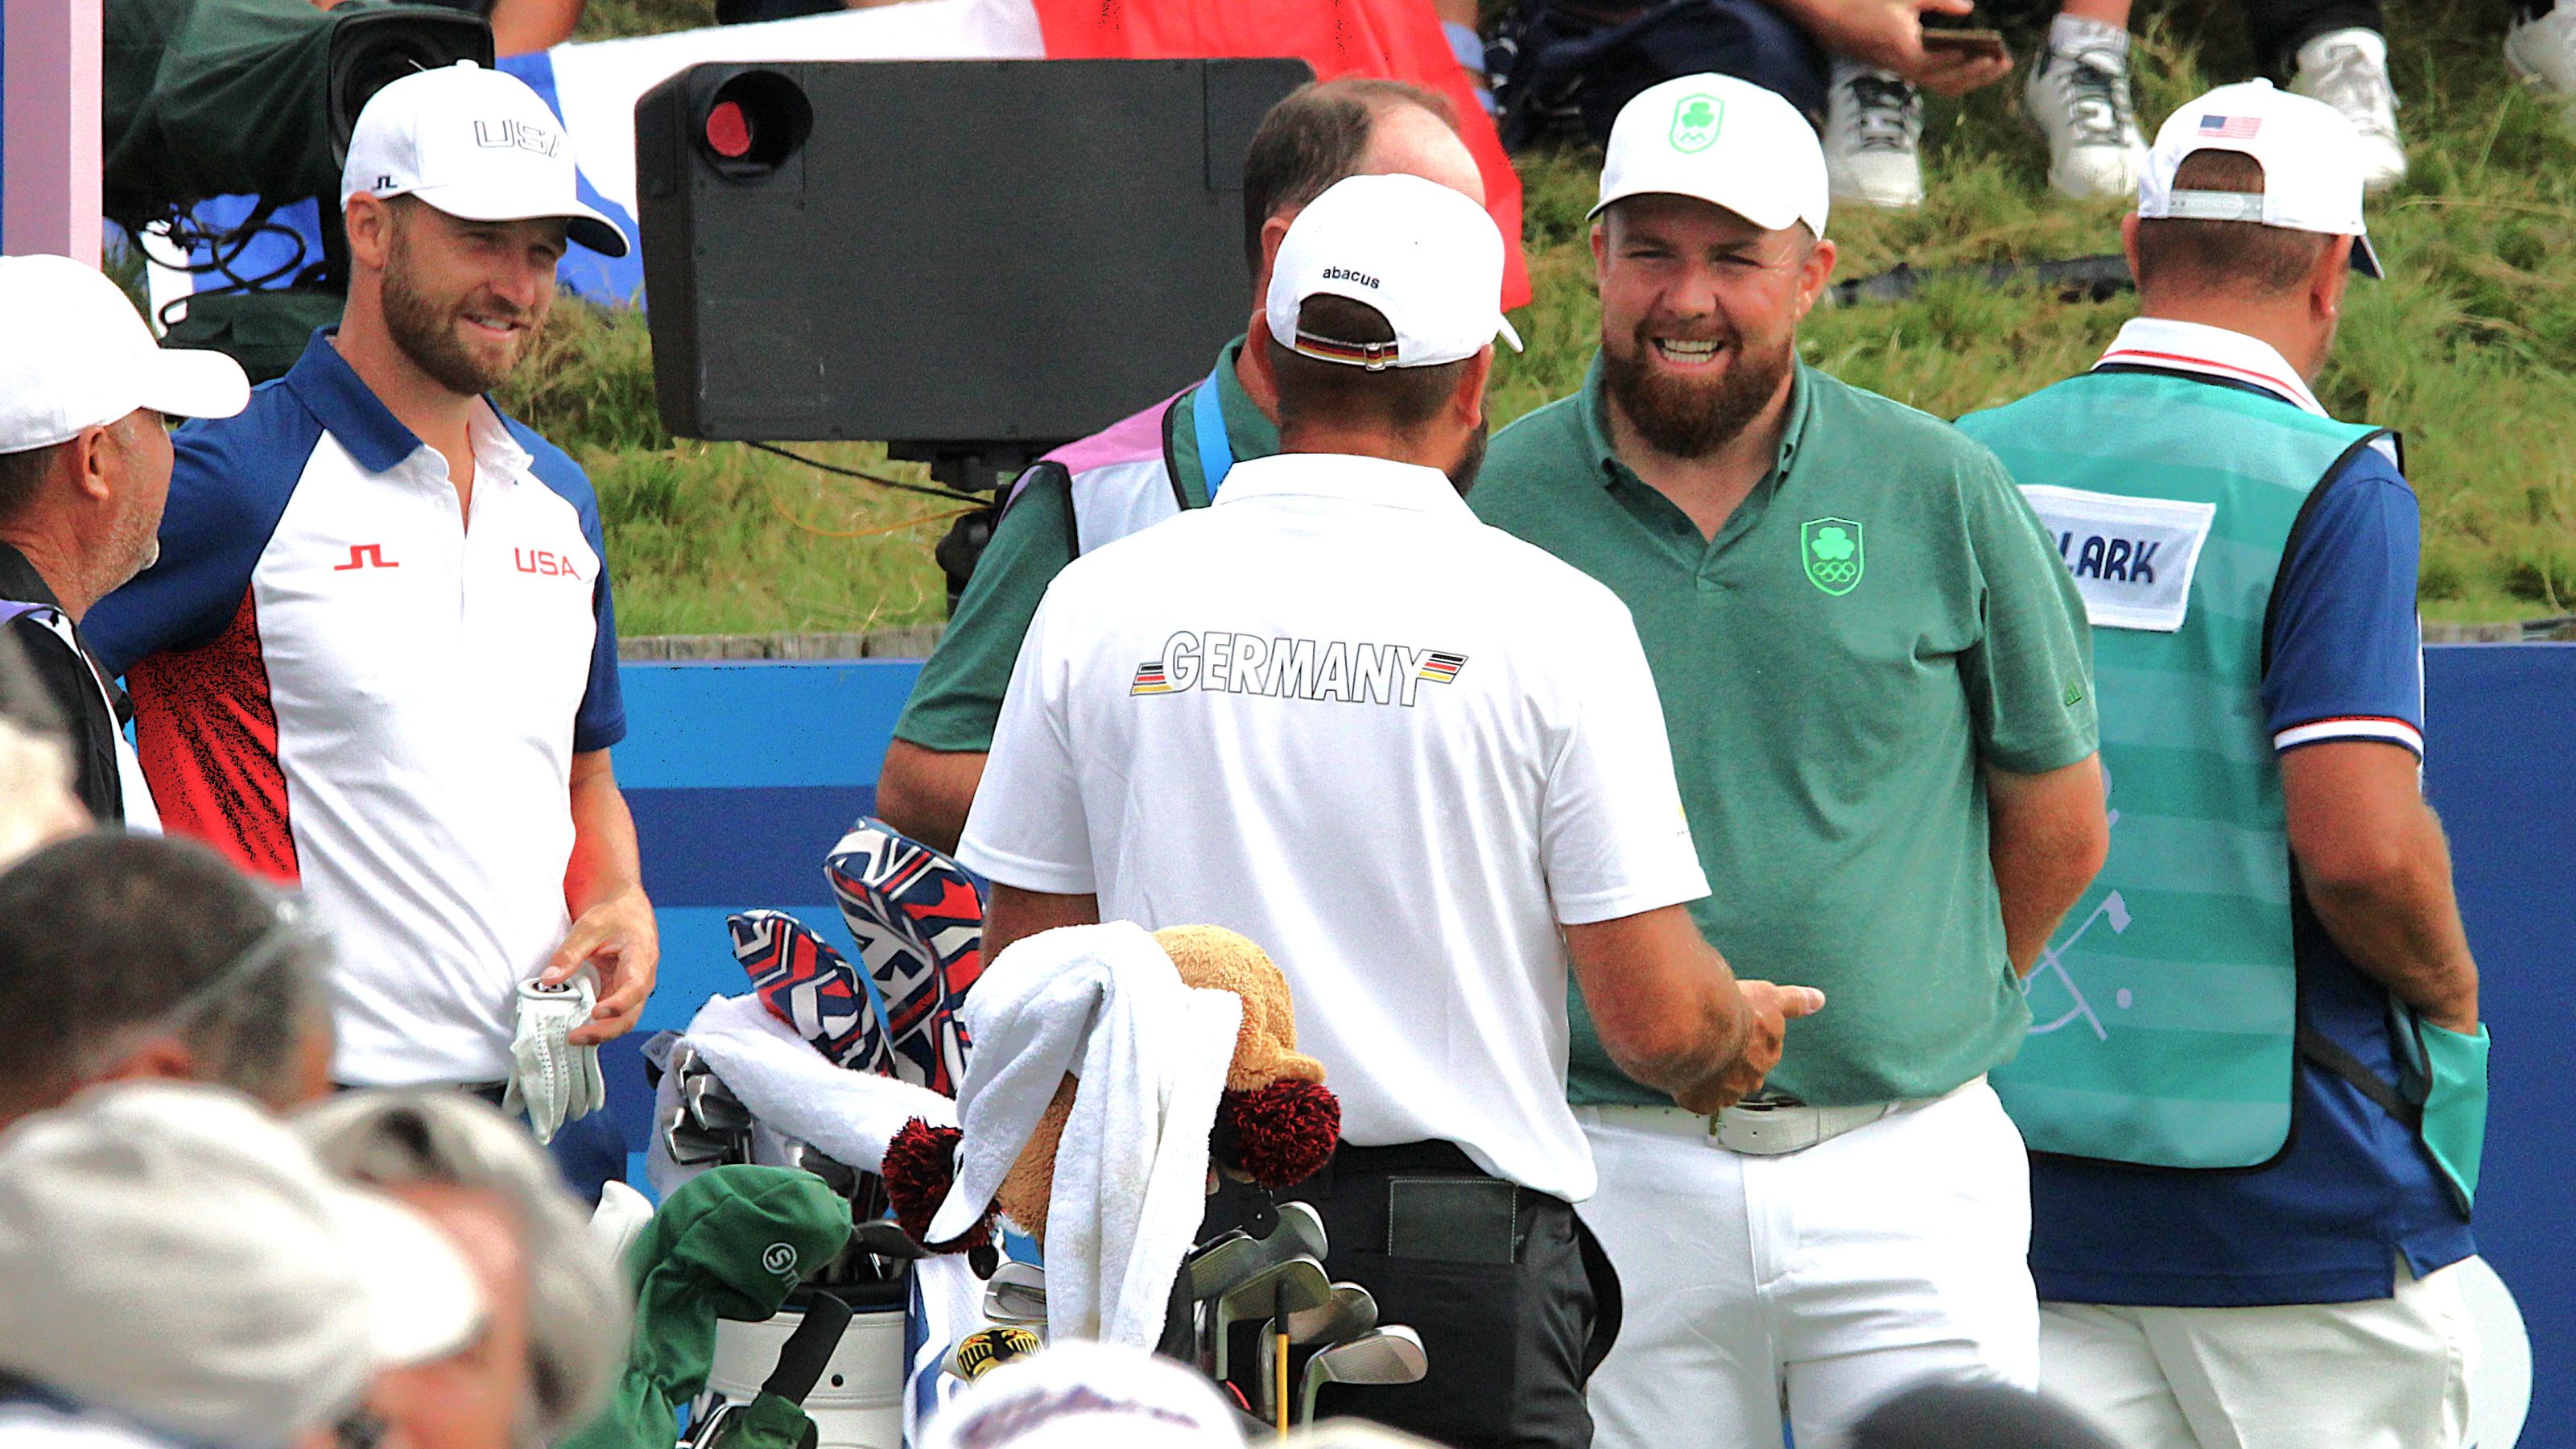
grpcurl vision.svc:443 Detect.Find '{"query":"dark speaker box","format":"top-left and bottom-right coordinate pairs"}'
top-left (636, 57), bottom-right (1313, 452)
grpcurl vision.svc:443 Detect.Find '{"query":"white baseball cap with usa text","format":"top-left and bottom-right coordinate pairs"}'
top-left (341, 60), bottom-right (628, 258)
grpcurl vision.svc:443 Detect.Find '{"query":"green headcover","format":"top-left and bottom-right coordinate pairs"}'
top-left (561, 1166), bottom-right (853, 1449)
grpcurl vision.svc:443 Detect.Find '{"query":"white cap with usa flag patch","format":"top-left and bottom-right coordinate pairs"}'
top-left (2140, 80), bottom-right (2381, 277)
top-left (341, 60), bottom-right (628, 258)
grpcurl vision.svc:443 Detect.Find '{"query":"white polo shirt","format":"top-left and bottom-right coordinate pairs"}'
top-left (87, 333), bottom-right (628, 1088)
top-left (959, 451), bottom-right (1710, 1200)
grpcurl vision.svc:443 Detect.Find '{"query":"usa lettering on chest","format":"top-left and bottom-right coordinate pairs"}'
top-left (2058, 531), bottom-right (2161, 584)
top-left (514, 548), bottom-right (586, 580)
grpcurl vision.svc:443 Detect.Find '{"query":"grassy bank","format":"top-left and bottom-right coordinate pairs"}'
top-left (518, 0), bottom-right (2576, 630)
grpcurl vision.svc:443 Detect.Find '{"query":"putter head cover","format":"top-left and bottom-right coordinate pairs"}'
top-left (1154, 926), bottom-right (1340, 1190)
top-left (731, 909), bottom-right (898, 1075)
top-left (824, 819), bottom-right (988, 1093)
top-left (504, 962), bottom-right (605, 1145)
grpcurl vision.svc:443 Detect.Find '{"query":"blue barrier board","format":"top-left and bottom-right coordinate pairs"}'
top-left (612, 647), bottom-right (2568, 1439)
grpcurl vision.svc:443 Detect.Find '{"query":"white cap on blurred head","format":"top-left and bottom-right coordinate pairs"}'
top-left (922, 1341), bottom-right (1247, 1449)
top-left (0, 1083), bottom-right (485, 1447)
top-left (1265, 173), bottom-right (1522, 373)
top-left (0, 254), bottom-right (250, 455)
top-left (341, 60), bottom-right (628, 258)
top-left (2140, 79), bottom-right (2381, 278)
top-left (1593, 73), bottom-right (1831, 239)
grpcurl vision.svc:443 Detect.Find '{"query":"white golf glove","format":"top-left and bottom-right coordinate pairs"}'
top-left (504, 964), bottom-right (606, 1145)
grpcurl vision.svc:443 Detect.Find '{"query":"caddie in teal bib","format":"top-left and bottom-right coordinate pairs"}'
top-left (1953, 102), bottom-right (2483, 1449)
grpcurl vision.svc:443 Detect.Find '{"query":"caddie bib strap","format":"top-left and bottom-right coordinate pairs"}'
top-left (1191, 357), bottom-right (1236, 501)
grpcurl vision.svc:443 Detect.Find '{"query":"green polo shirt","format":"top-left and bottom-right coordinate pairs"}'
top-left (1472, 359), bottom-right (2098, 1107)
top-left (894, 339), bottom-right (1278, 752)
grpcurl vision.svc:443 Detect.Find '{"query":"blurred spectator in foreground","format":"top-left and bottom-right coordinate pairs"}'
top-left (1847, 1381), bottom-right (2120, 1449)
top-left (921, 1342), bottom-right (1248, 1449)
top-left (297, 1090), bottom-right (630, 1449)
top-left (0, 633), bottom-right (85, 870)
top-left (0, 832), bottom-right (336, 1132)
top-left (0, 1082), bottom-right (485, 1449)
top-left (0, 254), bottom-right (249, 828)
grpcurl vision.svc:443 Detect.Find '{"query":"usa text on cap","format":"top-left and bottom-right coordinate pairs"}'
top-left (342, 60), bottom-right (628, 258)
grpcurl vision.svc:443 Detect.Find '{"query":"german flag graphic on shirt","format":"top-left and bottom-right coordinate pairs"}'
top-left (1417, 651), bottom-right (1467, 684)
top-left (1130, 662), bottom-right (1173, 695)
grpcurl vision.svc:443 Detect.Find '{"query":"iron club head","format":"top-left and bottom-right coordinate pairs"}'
top-left (983, 1259), bottom-right (1048, 1327)
top-left (1210, 1254), bottom-right (1331, 1380)
top-left (1286, 1282), bottom-right (1377, 1345)
top-left (1298, 1325), bottom-right (1428, 1425)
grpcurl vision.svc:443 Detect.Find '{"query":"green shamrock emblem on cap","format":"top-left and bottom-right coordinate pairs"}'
top-left (1802, 518), bottom-right (1864, 596)
top-left (1670, 93), bottom-right (1724, 153)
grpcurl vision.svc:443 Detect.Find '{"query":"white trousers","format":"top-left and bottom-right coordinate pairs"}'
top-left (1575, 1082), bottom-right (2038, 1449)
top-left (2039, 1260), bottom-right (2477, 1449)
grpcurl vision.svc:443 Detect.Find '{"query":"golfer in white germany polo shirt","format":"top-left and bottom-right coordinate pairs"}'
top-left (963, 174), bottom-right (1823, 1449)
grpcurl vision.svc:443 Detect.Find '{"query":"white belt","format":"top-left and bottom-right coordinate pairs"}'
top-left (1583, 1075), bottom-right (1986, 1156)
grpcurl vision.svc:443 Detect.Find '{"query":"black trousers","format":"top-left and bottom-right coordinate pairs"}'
top-left (1195, 1142), bottom-right (1620, 1449)
top-left (1991, 0), bottom-right (2384, 73)
top-left (2241, 0), bottom-right (2386, 72)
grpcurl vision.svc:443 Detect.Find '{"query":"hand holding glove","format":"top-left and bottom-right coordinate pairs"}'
top-left (505, 963), bottom-right (607, 1145)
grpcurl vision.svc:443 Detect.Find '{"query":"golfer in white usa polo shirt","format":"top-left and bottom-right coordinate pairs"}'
top-left (963, 174), bottom-right (1824, 1449)
top-left (89, 63), bottom-right (651, 1168)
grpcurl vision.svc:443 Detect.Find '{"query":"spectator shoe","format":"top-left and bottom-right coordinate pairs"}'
top-left (2291, 27), bottom-right (2407, 190)
top-left (2025, 16), bottom-right (2149, 200)
top-left (1824, 60), bottom-right (1926, 208)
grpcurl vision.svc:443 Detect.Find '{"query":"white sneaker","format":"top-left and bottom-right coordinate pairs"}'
top-left (2505, 2), bottom-right (2576, 126)
top-left (2025, 19), bottom-right (2149, 200)
top-left (2291, 27), bottom-right (2408, 190)
top-left (1824, 60), bottom-right (1925, 209)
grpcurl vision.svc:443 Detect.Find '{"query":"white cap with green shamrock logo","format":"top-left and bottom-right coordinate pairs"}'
top-left (1591, 73), bottom-right (1831, 240)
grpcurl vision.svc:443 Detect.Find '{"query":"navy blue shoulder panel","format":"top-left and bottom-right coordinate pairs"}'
top-left (85, 376), bottom-right (322, 675)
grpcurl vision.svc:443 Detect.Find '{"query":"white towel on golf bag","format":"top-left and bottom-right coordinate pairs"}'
top-left (926, 922), bottom-right (1242, 1347)
top-left (683, 993), bottom-right (960, 1170)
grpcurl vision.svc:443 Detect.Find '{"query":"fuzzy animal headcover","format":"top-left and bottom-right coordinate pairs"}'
top-left (881, 925), bottom-right (1339, 1252)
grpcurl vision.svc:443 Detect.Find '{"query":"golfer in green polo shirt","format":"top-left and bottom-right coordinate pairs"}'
top-left (1472, 75), bottom-right (2108, 1449)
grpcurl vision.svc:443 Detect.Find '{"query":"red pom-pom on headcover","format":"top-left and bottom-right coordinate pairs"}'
top-left (881, 1118), bottom-right (993, 1252)
top-left (1213, 1080), bottom-right (1340, 1189)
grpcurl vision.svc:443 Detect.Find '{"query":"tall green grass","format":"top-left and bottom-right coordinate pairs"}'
top-left (523, 0), bottom-right (2576, 630)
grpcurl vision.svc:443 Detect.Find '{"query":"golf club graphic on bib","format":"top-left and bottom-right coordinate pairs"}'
top-left (1801, 518), bottom-right (1864, 596)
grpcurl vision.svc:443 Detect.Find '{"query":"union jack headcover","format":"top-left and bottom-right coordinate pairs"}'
top-left (824, 818), bottom-right (987, 1094)
top-left (729, 908), bottom-right (896, 1075)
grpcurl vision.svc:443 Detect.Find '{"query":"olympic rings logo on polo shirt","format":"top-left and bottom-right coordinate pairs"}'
top-left (1130, 630), bottom-right (1467, 707)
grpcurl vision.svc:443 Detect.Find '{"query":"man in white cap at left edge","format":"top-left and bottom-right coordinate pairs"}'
top-left (89, 60), bottom-right (654, 1178)
top-left (0, 254), bottom-right (250, 831)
